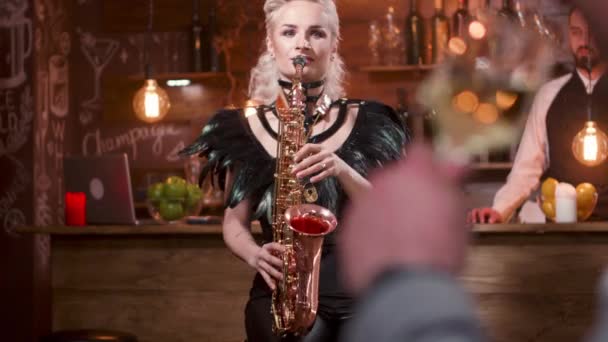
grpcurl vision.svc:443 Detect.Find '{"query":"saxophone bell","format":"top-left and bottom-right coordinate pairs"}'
top-left (282, 204), bottom-right (337, 334)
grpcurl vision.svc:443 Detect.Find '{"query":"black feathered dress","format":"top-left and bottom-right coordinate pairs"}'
top-left (180, 98), bottom-right (408, 341)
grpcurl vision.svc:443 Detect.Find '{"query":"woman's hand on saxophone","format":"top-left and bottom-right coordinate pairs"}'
top-left (292, 143), bottom-right (346, 183)
top-left (248, 242), bottom-right (285, 290)
top-left (293, 143), bottom-right (372, 198)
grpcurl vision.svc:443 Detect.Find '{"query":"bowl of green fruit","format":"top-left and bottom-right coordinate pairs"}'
top-left (146, 176), bottom-right (203, 223)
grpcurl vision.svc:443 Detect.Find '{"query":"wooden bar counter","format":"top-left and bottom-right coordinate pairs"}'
top-left (17, 222), bottom-right (608, 342)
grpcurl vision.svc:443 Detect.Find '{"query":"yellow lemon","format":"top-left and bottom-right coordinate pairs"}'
top-left (576, 182), bottom-right (597, 220)
top-left (541, 177), bottom-right (558, 199)
top-left (541, 199), bottom-right (555, 220)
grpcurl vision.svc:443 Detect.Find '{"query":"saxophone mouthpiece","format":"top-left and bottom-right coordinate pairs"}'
top-left (292, 55), bottom-right (308, 68)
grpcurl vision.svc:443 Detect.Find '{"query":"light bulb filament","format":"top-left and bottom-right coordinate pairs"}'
top-left (132, 78), bottom-right (171, 123)
top-left (572, 121), bottom-right (608, 167)
top-left (583, 133), bottom-right (598, 161)
top-left (144, 90), bottom-right (160, 118)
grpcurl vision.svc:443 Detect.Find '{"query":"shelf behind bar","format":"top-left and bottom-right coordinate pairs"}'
top-left (126, 71), bottom-right (229, 81)
top-left (358, 64), bottom-right (436, 72)
top-left (471, 162), bottom-right (513, 171)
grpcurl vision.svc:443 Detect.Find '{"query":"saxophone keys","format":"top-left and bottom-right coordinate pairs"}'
top-left (303, 185), bottom-right (318, 203)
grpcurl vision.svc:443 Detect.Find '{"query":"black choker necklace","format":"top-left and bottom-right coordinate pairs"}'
top-left (278, 79), bottom-right (325, 90)
top-left (279, 79), bottom-right (325, 103)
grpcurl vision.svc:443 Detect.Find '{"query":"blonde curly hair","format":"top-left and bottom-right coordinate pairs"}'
top-left (248, 0), bottom-right (346, 105)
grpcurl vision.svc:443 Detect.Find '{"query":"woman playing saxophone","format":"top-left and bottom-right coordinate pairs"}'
top-left (180, 0), bottom-right (407, 340)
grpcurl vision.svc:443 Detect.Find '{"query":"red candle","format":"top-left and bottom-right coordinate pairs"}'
top-left (65, 192), bottom-right (86, 226)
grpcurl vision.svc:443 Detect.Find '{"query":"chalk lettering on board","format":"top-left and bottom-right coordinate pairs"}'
top-left (120, 48), bottom-right (128, 64)
top-left (34, 157), bottom-right (51, 191)
top-left (35, 26), bottom-right (42, 52)
top-left (4, 209), bottom-right (25, 237)
top-left (34, 67), bottom-right (54, 225)
top-left (34, 162), bottom-right (52, 227)
top-left (0, 86), bottom-right (34, 156)
top-left (0, 156), bottom-right (30, 235)
top-left (51, 118), bottom-right (65, 140)
top-left (128, 34), bottom-right (145, 73)
top-left (0, 1), bottom-right (32, 89)
top-left (59, 31), bottom-right (71, 56)
top-left (53, 137), bottom-right (64, 170)
top-left (79, 106), bottom-right (94, 126)
top-left (49, 54), bottom-right (69, 117)
top-left (55, 174), bottom-right (63, 224)
top-left (166, 141), bottom-right (186, 162)
top-left (34, 71), bottom-right (52, 226)
top-left (46, 118), bottom-right (66, 163)
top-left (34, 234), bottom-right (51, 269)
top-left (81, 124), bottom-right (184, 160)
top-left (37, 71), bottom-right (49, 140)
top-left (45, 117), bottom-right (66, 216)
top-left (35, 192), bottom-right (52, 226)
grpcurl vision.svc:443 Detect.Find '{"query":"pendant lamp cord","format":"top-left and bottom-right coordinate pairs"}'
top-left (586, 35), bottom-right (592, 122)
top-left (144, 0), bottom-right (154, 79)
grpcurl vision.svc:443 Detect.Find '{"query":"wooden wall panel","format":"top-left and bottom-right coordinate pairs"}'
top-left (475, 294), bottom-right (592, 342)
top-left (460, 234), bottom-right (608, 342)
top-left (54, 290), bottom-right (250, 342)
top-left (463, 241), bottom-right (608, 294)
top-left (50, 232), bottom-right (608, 342)
top-left (52, 236), bottom-right (255, 342)
top-left (52, 236), bottom-right (254, 292)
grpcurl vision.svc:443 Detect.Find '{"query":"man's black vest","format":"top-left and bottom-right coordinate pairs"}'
top-left (544, 72), bottom-right (608, 219)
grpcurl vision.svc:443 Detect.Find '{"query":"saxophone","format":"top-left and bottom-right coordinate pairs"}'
top-left (271, 56), bottom-right (337, 336)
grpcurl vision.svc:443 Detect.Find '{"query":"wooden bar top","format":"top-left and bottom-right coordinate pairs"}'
top-left (15, 221), bottom-right (608, 235)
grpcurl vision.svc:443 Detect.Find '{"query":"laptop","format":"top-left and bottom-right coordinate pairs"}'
top-left (64, 153), bottom-right (140, 225)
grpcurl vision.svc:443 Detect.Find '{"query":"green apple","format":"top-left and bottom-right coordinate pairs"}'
top-left (164, 177), bottom-right (187, 199)
top-left (147, 182), bottom-right (164, 202)
top-left (166, 176), bottom-right (186, 186)
top-left (159, 199), bottom-right (185, 221)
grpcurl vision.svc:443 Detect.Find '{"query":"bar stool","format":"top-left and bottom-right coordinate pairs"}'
top-left (41, 329), bottom-right (138, 342)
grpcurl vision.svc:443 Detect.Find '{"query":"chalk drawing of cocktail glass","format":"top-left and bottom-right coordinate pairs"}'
top-left (49, 55), bottom-right (68, 117)
top-left (80, 34), bottom-right (118, 109)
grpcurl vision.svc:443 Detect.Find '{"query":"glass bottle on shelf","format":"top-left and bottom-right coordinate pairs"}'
top-left (475, 0), bottom-right (493, 21)
top-left (452, 0), bottom-right (471, 39)
top-left (382, 6), bottom-right (404, 66)
top-left (431, 0), bottom-right (449, 64)
top-left (498, 0), bottom-right (518, 22)
top-left (190, 0), bottom-right (203, 72)
top-left (395, 87), bottom-right (409, 131)
top-left (405, 0), bottom-right (424, 65)
top-left (207, 2), bottom-right (225, 72)
top-left (368, 20), bottom-right (382, 66)
top-left (185, 156), bottom-right (224, 217)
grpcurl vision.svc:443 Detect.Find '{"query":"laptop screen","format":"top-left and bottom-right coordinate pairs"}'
top-left (64, 153), bottom-right (137, 225)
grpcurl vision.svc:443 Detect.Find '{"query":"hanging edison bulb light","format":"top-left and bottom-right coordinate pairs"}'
top-left (572, 53), bottom-right (608, 167)
top-left (133, 79), bottom-right (170, 122)
top-left (133, 0), bottom-right (170, 123)
top-left (572, 121), bottom-right (608, 166)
